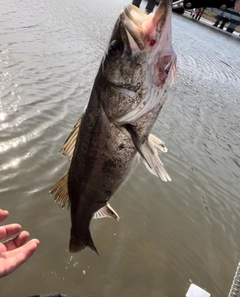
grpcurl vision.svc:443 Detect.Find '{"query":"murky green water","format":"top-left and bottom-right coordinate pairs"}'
top-left (0, 0), bottom-right (240, 296)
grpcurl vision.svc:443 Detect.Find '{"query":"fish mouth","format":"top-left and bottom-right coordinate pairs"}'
top-left (120, 0), bottom-right (172, 50)
top-left (115, 0), bottom-right (176, 125)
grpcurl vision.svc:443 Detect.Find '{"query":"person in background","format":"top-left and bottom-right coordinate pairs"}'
top-left (133, 0), bottom-right (240, 13)
top-left (132, 0), bottom-right (156, 14)
top-left (0, 209), bottom-right (40, 278)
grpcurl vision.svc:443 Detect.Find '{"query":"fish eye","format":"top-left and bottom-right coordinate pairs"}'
top-left (108, 40), bottom-right (124, 59)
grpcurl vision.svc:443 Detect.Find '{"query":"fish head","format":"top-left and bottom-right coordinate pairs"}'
top-left (100, 0), bottom-right (177, 124)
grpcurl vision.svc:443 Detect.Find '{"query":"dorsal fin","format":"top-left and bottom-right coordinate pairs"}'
top-left (60, 117), bottom-right (82, 160)
top-left (49, 172), bottom-right (70, 209)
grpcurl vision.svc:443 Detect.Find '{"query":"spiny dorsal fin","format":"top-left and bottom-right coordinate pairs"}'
top-left (93, 203), bottom-right (120, 221)
top-left (60, 115), bottom-right (83, 160)
top-left (49, 172), bottom-right (70, 209)
top-left (140, 139), bottom-right (171, 182)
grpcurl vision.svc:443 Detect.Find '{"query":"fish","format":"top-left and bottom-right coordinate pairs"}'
top-left (50, 0), bottom-right (177, 254)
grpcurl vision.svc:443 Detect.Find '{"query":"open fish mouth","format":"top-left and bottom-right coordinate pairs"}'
top-left (120, 0), bottom-right (172, 51)
top-left (120, 5), bottom-right (152, 50)
top-left (115, 0), bottom-right (177, 125)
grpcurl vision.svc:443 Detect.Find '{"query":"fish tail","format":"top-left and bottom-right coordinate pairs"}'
top-left (69, 232), bottom-right (99, 255)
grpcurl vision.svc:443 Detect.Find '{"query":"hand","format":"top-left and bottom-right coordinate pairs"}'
top-left (235, 0), bottom-right (240, 12)
top-left (0, 209), bottom-right (40, 278)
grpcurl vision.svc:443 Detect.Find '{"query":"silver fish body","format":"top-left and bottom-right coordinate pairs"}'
top-left (50, 0), bottom-right (176, 254)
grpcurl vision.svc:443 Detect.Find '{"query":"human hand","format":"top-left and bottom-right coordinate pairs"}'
top-left (0, 209), bottom-right (40, 278)
top-left (235, 0), bottom-right (240, 12)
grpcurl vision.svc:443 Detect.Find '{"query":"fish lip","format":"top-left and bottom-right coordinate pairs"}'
top-left (152, 0), bottom-right (171, 25)
top-left (120, 5), bottom-right (148, 50)
top-left (120, 0), bottom-right (172, 50)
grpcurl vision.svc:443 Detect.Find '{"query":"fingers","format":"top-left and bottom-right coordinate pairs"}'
top-left (0, 224), bottom-right (22, 240)
top-left (13, 231), bottom-right (30, 248)
top-left (0, 208), bottom-right (41, 278)
top-left (0, 209), bottom-right (9, 223)
top-left (3, 231), bottom-right (30, 251)
top-left (5, 238), bottom-right (40, 264)
top-left (235, 0), bottom-right (240, 12)
top-left (0, 239), bottom-right (40, 277)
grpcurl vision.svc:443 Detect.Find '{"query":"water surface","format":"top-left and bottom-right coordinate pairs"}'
top-left (0, 0), bottom-right (240, 296)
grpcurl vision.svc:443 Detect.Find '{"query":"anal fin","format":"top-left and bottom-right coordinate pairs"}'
top-left (49, 172), bottom-right (70, 209)
top-left (93, 203), bottom-right (120, 221)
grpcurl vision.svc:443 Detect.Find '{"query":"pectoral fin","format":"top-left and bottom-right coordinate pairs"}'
top-left (124, 124), bottom-right (152, 168)
top-left (148, 133), bottom-right (168, 152)
top-left (93, 203), bottom-right (120, 221)
top-left (140, 139), bottom-right (171, 182)
top-left (49, 172), bottom-right (70, 208)
top-left (60, 114), bottom-right (166, 163)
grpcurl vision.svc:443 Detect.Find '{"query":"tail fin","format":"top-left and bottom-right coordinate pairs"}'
top-left (69, 232), bottom-right (99, 255)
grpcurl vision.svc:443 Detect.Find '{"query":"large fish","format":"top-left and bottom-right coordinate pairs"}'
top-left (50, 0), bottom-right (176, 254)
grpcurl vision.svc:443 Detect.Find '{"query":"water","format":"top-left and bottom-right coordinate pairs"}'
top-left (0, 0), bottom-right (240, 296)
